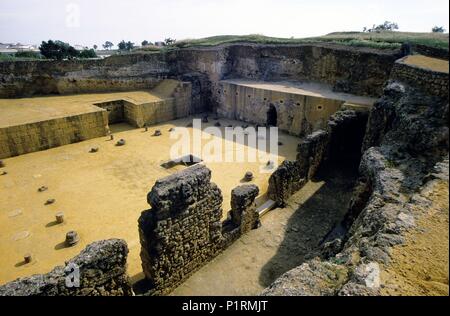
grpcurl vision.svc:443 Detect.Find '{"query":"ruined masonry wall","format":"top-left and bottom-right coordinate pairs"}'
top-left (268, 110), bottom-right (368, 206)
top-left (139, 164), bottom-right (260, 295)
top-left (390, 60), bottom-right (449, 98)
top-left (0, 239), bottom-right (133, 296)
top-left (0, 110), bottom-right (108, 159)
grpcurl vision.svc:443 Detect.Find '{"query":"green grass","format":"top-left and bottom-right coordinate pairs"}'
top-left (170, 32), bottom-right (449, 51)
top-left (0, 53), bottom-right (43, 61)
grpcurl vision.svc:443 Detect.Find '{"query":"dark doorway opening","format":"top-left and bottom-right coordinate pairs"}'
top-left (267, 104), bottom-right (278, 127)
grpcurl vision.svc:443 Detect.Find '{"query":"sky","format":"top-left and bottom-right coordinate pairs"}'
top-left (0, 0), bottom-right (449, 48)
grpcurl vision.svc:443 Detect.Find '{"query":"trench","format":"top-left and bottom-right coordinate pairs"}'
top-left (169, 159), bottom-right (359, 296)
top-left (167, 111), bottom-right (368, 296)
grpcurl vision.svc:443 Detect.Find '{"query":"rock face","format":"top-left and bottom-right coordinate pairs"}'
top-left (261, 258), bottom-right (349, 296)
top-left (0, 44), bottom-right (398, 117)
top-left (138, 165), bottom-right (260, 295)
top-left (264, 60), bottom-right (449, 296)
top-left (0, 239), bottom-right (132, 296)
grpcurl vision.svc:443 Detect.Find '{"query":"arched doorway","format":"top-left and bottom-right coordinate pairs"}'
top-left (267, 104), bottom-right (277, 127)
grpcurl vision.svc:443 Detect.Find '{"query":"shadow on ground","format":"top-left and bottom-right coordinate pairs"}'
top-left (258, 161), bottom-right (358, 288)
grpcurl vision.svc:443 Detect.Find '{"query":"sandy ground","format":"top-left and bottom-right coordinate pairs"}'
top-left (221, 79), bottom-right (378, 106)
top-left (402, 55), bottom-right (449, 73)
top-left (381, 180), bottom-right (449, 296)
top-left (170, 164), bottom-right (358, 296)
top-left (0, 116), bottom-right (299, 285)
top-left (0, 91), bottom-right (164, 127)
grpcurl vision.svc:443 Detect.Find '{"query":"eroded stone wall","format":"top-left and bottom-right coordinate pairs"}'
top-left (390, 59), bottom-right (449, 97)
top-left (263, 59), bottom-right (449, 297)
top-left (268, 109), bottom-right (368, 206)
top-left (0, 54), bottom-right (169, 98)
top-left (0, 110), bottom-right (108, 159)
top-left (0, 239), bottom-right (132, 296)
top-left (223, 44), bottom-right (397, 97)
top-left (138, 164), bottom-right (260, 295)
top-left (1, 44), bottom-right (398, 115)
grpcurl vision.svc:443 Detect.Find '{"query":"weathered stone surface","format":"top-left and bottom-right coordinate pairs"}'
top-left (262, 259), bottom-right (349, 296)
top-left (230, 184), bottom-right (260, 233)
top-left (0, 239), bottom-right (132, 296)
top-left (263, 60), bottom-right (449, 296)
top-left (139, 165), bottom-right (261, 295)
top-left (139, 164), bottom-right (223, 295)
top-left (268, 109), bottom-right (368, 206)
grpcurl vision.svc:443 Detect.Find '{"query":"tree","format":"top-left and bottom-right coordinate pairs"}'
top-left (79, 49), bottom-right (97, 59)
top-left (93, 45), bottom-right (98, 50)
top-left (141, 40), bottom-right (150, 46)
top-left (118, 40), bottom-right (134, 51)
top-left (103, 41), bottom-right (114, 50)
top-left (366, 21), bottom-right (399, 33)
top-left (126, 41), bottom-right (135, 51)
top-left (164, 38), bottom-right (176, 46)
top-left (432, 26), bottom-right (446, 33)
top-left (118, 40), bottom-right (127, 50)
top-left (39, 40), bottom-right (79, 60)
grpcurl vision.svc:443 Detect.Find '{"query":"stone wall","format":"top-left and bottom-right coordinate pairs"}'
top-left (0, 54), bottom-right (169, 98)
top-left (222, 44), bottom-right (397, 97)
top-left (134, 81), bottom-right (192, 128)
top-left (390, 58), bottom-right (449, 98)
top-left (268, 109), bottom-right (369, 206)
top-left (413, 44), bottom-right (449, 60)
top-left (216, 81), bottom-right (343, 136)
top-left (0, 239), bottom-right (133, 296)
top-left (138, 164), bottom-right (260, 295)
top-left (1, 43), bottom-right (397, 115)
top-left (0, 110), bottom-right (108, 159)
top-left (264, 64), bottom-right (449, 297)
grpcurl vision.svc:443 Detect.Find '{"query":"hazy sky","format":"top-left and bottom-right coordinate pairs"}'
top-left (1, 0), bottom-right (449, 48)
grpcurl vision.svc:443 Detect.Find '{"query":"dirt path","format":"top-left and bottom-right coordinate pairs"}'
top-left (170, 164), bottom-right (358, 296)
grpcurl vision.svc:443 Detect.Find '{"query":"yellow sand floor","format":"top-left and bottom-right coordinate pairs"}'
top-left (0, 91), bottom-right (164, 128)
top-left (0, 115), bottom-right (299, 285)
top-left (402, 55), bottom-right (449, 73)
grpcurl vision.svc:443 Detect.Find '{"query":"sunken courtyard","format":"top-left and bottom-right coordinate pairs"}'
top-left (0, 43), bottom-right (448, 296)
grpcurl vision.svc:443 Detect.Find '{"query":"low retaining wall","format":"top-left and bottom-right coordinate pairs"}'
top-left (138, 164), bottom-right (260, 295)
top-left (0, 110), bottom-right (108, 159)
top-left (390, 59), bottom-right (448, 98)
top-left (0, 239), bottom-right (132, 296)
top-left (134, 82), bottom-right (192, 127)
top-left (413, 44), bottom-right (449, 60)
top-left (94, 81), bottom-right (192, 128)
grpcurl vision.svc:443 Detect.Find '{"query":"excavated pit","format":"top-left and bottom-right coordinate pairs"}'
top-left (169, 160), bottom-right (359, 296)
top-left (0, 42), bottom-right (447, 296)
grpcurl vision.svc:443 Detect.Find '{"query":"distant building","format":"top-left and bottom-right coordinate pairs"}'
top-left (0, 43), bottom-right (12, 49)
top-left (8, 43), bottom-right (39, 51)
top-left (73, 44), bottom-right (89, 51)
top-left (0, 43), bottom-right (39, 53)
